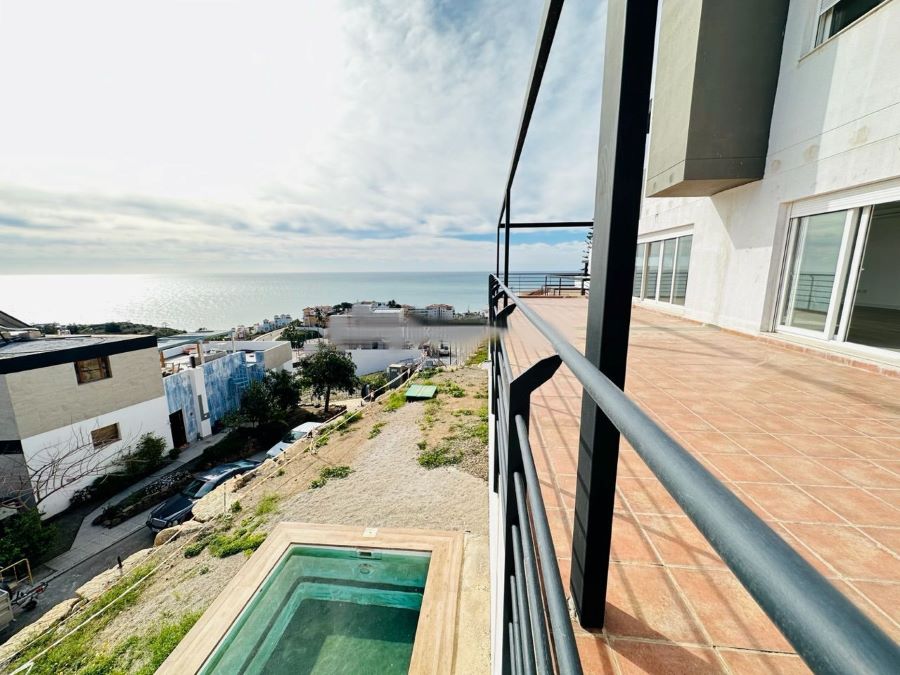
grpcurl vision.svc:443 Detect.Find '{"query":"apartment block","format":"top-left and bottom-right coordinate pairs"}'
top-left (0, 334), bottom-right (173, 517)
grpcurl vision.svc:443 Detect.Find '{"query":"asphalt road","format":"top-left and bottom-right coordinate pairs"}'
top-left (0, 527), bottom-right (155, 645)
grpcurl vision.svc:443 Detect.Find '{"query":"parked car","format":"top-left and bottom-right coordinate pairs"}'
top-left (146, 459), bottom-right (259, 532)
top-left (266, 422), bottom-right (324, 458)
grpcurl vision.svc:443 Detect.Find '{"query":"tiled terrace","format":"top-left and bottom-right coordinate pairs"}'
top-left (505, 297), bottom-right (900, 674)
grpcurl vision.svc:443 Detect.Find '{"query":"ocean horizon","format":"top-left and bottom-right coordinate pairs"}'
top-left (2, 271), bottom-right (491, 331)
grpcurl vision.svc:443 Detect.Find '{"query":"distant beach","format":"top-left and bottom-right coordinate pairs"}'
top-left (2, 272), bottom-right (489, 331)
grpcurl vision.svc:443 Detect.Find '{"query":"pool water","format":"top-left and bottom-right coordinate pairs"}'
top-left (199, 545), bottom-right (431, 674)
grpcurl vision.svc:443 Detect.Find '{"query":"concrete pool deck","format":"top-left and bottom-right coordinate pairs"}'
top-left (503, 297), bottom-right (899, 673)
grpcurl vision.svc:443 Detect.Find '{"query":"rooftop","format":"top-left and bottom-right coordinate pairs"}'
top-left (0, 334), bottom-right (149, 359)
top-left (506, 297), bottom-right (899, 673)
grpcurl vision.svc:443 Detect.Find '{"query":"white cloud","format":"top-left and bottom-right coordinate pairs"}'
top-left (0, 0), bottom-right (604, 273)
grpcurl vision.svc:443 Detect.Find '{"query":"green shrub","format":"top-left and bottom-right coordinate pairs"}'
top-left (229, 500), bottom-right (242, 514)
top-left (309, 465), bottom-right (352, 489)
top-left (383, 389), bottom-right (407, 411)
top-left (444, 382), bottom-right (466, 398)
top-left (0, 508), bottom-right (56, 568)
top-left (320, 465), bottom-right (352, 480)
top-left (418, 444), bottom-right (462, 469)
top-left (254, 494), bottom-right (280, 516)
top-left (208, 531), bottom-right (267, 558)
top-left (118, 433), bottom-right (167, 476)
top-left (183, 535), bottom-right (211, 558)
top-left (466, 341), bottom-right (489, 365)
top-left (368, 421), bottom-right (386, 438)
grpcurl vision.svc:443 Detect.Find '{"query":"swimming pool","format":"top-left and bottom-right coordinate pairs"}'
top-left (160, 523), bottom-right (464, 675)
top-left (199, 546), bottom-right (431, 674)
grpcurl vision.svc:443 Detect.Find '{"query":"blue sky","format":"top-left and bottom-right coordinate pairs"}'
top-left (0, 0), bottom-right (605, 273)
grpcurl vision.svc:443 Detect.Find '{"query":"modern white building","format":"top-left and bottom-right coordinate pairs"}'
top-left (0, 333), bottom-right (173, 517)
top-left (636, 0), bottom-right (899, 367)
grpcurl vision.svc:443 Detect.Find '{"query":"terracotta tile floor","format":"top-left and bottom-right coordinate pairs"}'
top-left (503, 298), bottom-right (900, 674)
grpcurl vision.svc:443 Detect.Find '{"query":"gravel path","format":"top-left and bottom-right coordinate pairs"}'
top-left (280, 401), bottom-right (488, 534)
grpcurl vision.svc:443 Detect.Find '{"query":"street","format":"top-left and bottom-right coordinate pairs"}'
top-left (0, 527), bottom-right (155, 644)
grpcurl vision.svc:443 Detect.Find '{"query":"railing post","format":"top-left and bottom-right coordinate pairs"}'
top-left (570, 0), bottom-right (657, 628)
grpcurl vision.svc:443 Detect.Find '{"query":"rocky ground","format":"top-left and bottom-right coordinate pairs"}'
top-left (2, 364), bottom-right (490, 674)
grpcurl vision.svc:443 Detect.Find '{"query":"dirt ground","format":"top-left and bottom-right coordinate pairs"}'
top-left (13, 364), bottom-right (491, 673)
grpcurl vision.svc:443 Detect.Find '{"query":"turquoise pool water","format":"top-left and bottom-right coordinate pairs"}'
top-left (199, 545), bottom-right (431, 674)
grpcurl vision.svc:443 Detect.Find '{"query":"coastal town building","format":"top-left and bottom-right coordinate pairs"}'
top-left (302, 305), bottom-right (333, 328)
top-left (160, 339), bottom-right (292, 443)
top-left (0, 331), bottom-right (173, 517)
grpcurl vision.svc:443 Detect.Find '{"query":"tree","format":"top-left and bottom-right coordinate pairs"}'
top-left (0, 427), bottom-right (157, 513)
top-left (266, 369), bottom-right (302, 412)
top-left (581, 229), bottom-right (593, 274)
top-left (240, 380), bottom-right (280, 427)
top-left (298, 343), bottom-right (358, 413)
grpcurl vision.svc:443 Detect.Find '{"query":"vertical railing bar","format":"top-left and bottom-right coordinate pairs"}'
top-left (513, 472), bottom-right (553, 674)
top-left (512, 525), bottom-right (537, 675)
top-left (510, 576), bottom-right (524, 675)
top-left (515, 414), bottom-right (582, 674)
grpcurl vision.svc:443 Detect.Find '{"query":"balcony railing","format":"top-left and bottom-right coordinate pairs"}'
top-left (504, 272), bottom-right (589, 298)
top-left (489, 274), bottom-right (900, 674)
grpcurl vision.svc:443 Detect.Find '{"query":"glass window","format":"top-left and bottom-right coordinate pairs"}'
top-left (815, 0), bottom-right (885, 46)
top-left (645, 241), bottom-right (661, 301)
top-left (633, 243), bottom-right (646, 298)
top-left (659, 239), bottom-right (677, 303)
top-left (673, 235), bottom-right (692, 305)
top-left (75, 356), bottom-right (111, 384)
top-left (780, 211), bottom-right (847, 332)
top-left (91, 423), bottom-right (120, 448)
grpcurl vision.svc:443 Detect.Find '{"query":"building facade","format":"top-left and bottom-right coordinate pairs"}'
top-left (637, 0), bottom-right (899, 366)
top-left (161, 340), bottom-right (292, 443)
top-left (0, 335), bottom-right (173, 517)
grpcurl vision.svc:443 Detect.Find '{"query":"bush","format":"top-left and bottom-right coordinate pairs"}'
top-left (0, 509), bottom-right (57, 568)
top-left (383, 389), bottom-right (407, 412)
top-left (70, 433), bottom-right (170, 508)
top-left (309, 465), bottom-right (352, 489)
top-left (368, 422), bottom-right (386, 438)
top-left (118, 433), bottom-right (167, 476)
top-left (466, 341), bottom-right (489, 365)
top-left (254, 494), bottom-right (279, 516)
top-left (417, 442), bottom-right (462, 469)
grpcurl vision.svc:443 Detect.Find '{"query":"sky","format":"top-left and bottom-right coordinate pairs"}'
top-left (0, 0), bottom-right (606, 274)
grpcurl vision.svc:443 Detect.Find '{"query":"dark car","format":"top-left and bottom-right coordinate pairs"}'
top-left (146, 459), bottom-right (259, 532)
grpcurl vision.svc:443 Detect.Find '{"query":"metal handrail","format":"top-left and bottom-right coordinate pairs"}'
top-left (490, 274), bottom-right (900, 675)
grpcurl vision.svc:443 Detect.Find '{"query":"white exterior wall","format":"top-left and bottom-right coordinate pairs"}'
top-left (20, 395), bottom-right (173, 517)
top-left (639, 1), bottom-right (900, 334)
top-left (346, 348), bottom-right (422, 376)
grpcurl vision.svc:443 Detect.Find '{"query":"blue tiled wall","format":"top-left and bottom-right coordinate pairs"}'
top-left (163, 370), bottom-right (200, 441)
top-left (202, 353), bottom-right (266, 426)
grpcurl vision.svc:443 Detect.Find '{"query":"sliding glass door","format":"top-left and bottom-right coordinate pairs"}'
top-left (779, 210), bottom-right (851, 334)
top-left (777, 201), bottom-right (899, 353)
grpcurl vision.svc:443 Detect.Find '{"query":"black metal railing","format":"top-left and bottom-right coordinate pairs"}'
top-left (489, 274), bottom-right (900, 675)
top-left (489, 277), bottom-right (582, 675)
top-left (504, 272), bottom-right (589, 297)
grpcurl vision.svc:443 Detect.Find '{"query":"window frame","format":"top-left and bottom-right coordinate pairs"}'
top-left (91, 423), bottom-right (121, 448)
top-left (74, 356), bottom-right (112, 384)
top-left (634, 230), bottom-right (694, 307)
top-left (812, 0), bottom-right (888, 49)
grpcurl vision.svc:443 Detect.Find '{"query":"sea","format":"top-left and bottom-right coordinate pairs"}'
top-left (1, 272), bottom-right (490, 331)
